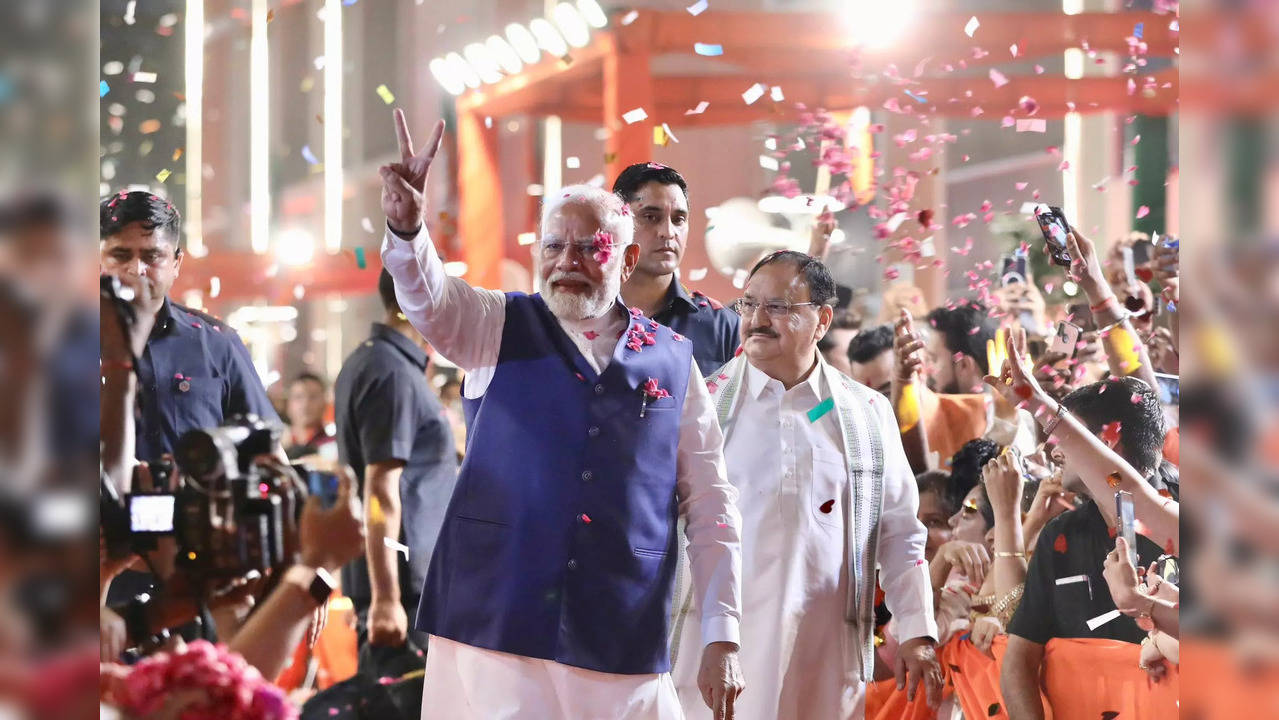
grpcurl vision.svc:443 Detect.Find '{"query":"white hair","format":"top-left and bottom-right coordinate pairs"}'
top-left (539, 184), bottom-right (634, 250)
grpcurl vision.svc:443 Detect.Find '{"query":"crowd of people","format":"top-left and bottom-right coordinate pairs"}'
top-left (96, 107), bottom-right (1181, 720)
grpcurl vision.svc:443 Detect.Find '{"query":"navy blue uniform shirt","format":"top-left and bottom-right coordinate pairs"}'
top-left (134, 298), bottom-right (280, 463)
top-left (647, 279), bottom-right (740, 376)
top-left (334, 323), bottom-right (459, 608)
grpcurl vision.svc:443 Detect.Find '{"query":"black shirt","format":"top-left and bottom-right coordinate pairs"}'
top-left (334, 323), bottom-right (458, 606)
top-left (134, 299), bottom-right (280, 463)
top-left (647, 278), bottom-right (740, 376)
top-left (1007, 500), bottom-right (1163, 645)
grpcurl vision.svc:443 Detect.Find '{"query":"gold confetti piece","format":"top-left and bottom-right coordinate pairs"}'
top-left (1107, 326), bottom-right (1143, 376)
top-left (300, 76), bottom-right (314, 93)
top-left (139, 119), bottom-right (161, 134)
top-left (604, 152), bottom-right (617, 163)
top-left (155, 168), bottom-right (171, 183)
top-left (315, 114), bottom-right (323, 125)
top-left (172, 148), bottom-right (183, 161)
top-left (369, 496), bottom-right (385, 525)
top-left (266, 8), bottom-right (275, 22)
top-left (653, 125), bottom-right (668, 146)
top-left (376, 84), bottom-right (395, 104)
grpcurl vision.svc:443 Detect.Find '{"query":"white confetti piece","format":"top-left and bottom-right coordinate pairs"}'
top-left (661, 123), bottom-right (679, 143)
top-left (622, 107), bottom-right (648, 124)
top-left (686, 0), bottom-right (708, 15)
top-left (694, 43), bottom-right (722, 56)
top-left (920, 237), bottom-right (937, 258)
top-left (1010, 43), bottom-right (1019, 57)
top-left (517, 232), bottom-right (537, 246)
top-left (1016, 119), bottom-right (1047, 133)
top-left (132, 71), bottom-right (157, 84)
top-left (124, 0), bottom-right (137, 25)
top-left (885, 212), bottom-right (909, 233)
top-left (1085, 609), bottom-right (1121, 631)
top-left (301, 145), bottom-right (319, 165)
top-left (685, 100), bottom-right (709, 115)
top-left (621, 9), bottom-right (638, 25)
top-left (770, 86), bottom-right (784, 102)
top-left (383, 537), bottom-right (410, 558)
top-left (741, 83), bottom-right (766, 105)
top-left (964, 16), bottom-right (979, 37)
top-left (989, 68), bottom-right (1008, 88)
top-left (688, 268), bottom-right (708, 281)
top-left (759, 155), bottom-right (779, 171)
top-left (361, 217), bottom-right (374, 234)
top-left (566, 156), bottom-right (580, 169)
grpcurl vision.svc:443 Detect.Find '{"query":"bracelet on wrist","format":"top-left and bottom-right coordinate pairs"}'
top-left (1090, 295), bottom-right (1118, 313)
top-left (1041, 402), bottom-right (1068, 437)
top-left (994, 551), bottom-right (1027, 559)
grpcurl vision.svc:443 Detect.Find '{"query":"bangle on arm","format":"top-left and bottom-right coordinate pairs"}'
top-left (1042, 403), bottom-right (1068, 437)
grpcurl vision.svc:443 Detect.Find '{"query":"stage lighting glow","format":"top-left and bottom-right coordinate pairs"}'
top-left (430, 57), bottom-right (466, 95)
top-left (553, 3), bottom-right (591, 48)
top-left (506, 23), bottom-right (542, 64)
top-left (464, 43), bottom-right (503, 84)
top-left (277, 228), bottom-right (315, 267)
top-left (576, 0), bottom-right (608, 29)
top-left (445, 52), bottom-right (482, 89)
top-left (529, 18), bottom-right (569, 58)
top-left (486, 35), bottom-right (523, 75)
top-left (840, 0), bottom-right (914, 49)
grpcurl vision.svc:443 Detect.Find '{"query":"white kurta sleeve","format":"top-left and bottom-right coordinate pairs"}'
top-left (380, 226), bottom-right (506, 395)
top-left (871, 395), bottom-right (939, 643)
top-left (676, 358), bottom-right (744, 648)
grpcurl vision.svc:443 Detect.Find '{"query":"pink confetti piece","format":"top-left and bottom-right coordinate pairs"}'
top-left (685, 100), bottom-right (709, 115)
top-left (1136, 205), bottom-right (1150, 219)
top-left (1130, 392), bottom-right (1143, 404)
top-left (1016, 119), bottom-right (1047, 133)
top-left (1034, 64), bottom-right (1045, 74)
top-left (1015, 181), bottom-right (1029, 190)
top-left (1001, 115), bottom-right (1015, 128)
top-left (1058, 161), bottom-right (1071, 172)
top-left (989, 68), bottom-right (1009, 88)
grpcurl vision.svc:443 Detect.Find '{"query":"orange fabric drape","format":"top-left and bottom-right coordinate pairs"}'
top-left (865, 677), bottom-right (938, 720)
top-left (273, 599), bottom-right (359, 692)
top-left (1180, 640), bottom-right (1279, 720)
top-left (942, 638), bottom-right (1009, 719)
top-left (991, 636), bottom-right (1179, 720)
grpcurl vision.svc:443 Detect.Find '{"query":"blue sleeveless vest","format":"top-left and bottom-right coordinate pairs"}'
top-left (416, 293), bottom-right (693, 675)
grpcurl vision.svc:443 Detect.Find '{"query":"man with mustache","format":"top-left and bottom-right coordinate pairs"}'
top-left (378, 110), bottom-right (744, 720)
top-left (613, 163), bottom-right (740, 375)
top-left (670, 251), bottom-right (942, 720)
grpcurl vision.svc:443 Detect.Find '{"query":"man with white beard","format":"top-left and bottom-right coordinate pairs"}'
top-left (377, 110), bottom-right (746, 720)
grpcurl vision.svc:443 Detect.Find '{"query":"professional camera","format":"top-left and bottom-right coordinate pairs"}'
top-left (101, 415), bottom-right (303, 581)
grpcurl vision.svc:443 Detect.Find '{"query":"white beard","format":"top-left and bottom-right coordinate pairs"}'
top-left (544, 266), bottom-right (622, 321)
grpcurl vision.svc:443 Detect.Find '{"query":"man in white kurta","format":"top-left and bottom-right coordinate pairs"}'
top-left (377, 111), bottom-right (744, 720)
top-left (670, 251), bottom-right (942, 719)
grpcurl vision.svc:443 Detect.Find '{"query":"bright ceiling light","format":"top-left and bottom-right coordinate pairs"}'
top-left (552, 3), bottom-right (591, 48)
top-left (505, 23), bottom-right (541, 65)
top-left (463, 42), bottom-right (503, 84)
top-left (430, 57), bottom-right (466, 96)
top-left (276, 227), bottom-right (315, 266)
top-left (841, 0), bottom-right (915, 49)
top-left (445, 52), bottom-right (481, 89)
top-left (575, 0), bottom-right (608, 29)
top-left (529, 18), bottom-right (569, 58)
top-left (486, 35), bottom-right (523, 75)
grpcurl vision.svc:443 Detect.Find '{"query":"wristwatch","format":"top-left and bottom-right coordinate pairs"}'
top-left (282, 565), bottom-right (337, 607)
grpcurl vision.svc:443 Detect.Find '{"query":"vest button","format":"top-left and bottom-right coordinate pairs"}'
top-left (594, 384), bottom-right (605, 395)
top-left (587, 426), bottom-right (600, 438)
top-left (567, 559), bottom-right (578, 570)
top-left (581, 470), bottom-right (594, 481)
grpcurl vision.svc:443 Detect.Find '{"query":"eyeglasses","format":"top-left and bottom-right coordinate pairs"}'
top-left (538, 239), bottom-right (622, 265)
top-left (731, 298), bottom-right (819, 317)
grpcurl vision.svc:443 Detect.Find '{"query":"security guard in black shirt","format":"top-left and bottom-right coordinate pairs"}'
top-left (613, 163), bottom-right (740, 376)
top-left (100, 190), bottom-right (280, 463)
